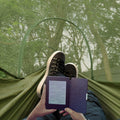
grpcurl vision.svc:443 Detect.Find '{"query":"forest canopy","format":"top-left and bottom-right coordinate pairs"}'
top-left (0, 0), bottom-right (120, 81)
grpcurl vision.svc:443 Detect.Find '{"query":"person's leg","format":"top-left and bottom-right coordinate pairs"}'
top-left (60, 63), bottom-right (78, 120)
top-left (60, 63), bottom-right (106, 120)
top-left (60, 90), bottom-right (106, 120)
top-left (60, 114), bottom-right (73, 120)
top-left (36, 51), bottom-right (65, 120)
top-left (36, 113), bottom-right (57, 120)
top-left (37, 51), bottom-right (65, 97)
top-left (84, 90), bottom-right (106, 120)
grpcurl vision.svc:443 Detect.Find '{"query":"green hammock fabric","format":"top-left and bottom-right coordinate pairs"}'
top-left (0, 68), bottom-right (120, 120)
top-left (88, 79), bottom-right (120, 120)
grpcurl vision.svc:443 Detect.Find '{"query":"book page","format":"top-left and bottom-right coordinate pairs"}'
top-left (49, 80), bottom-right (66, 105)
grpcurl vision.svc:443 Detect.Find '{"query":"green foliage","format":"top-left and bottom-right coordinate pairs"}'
top-left (0, 0), bottom-right (119, 81)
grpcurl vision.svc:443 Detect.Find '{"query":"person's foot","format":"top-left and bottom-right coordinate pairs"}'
top-left (37, 51), bottom-right (65, 97)
top-left (57, 63), bottom-right (78, 119)
top-left (65, 63), bottom-right (88, 101)
top-left (64, 63), bottom-right (78, 78)
top-left (54, 63), bottom-right (79, 120)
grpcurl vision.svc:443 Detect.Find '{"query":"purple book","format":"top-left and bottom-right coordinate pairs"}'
top-left (45, 76), bottom-right (88, 113)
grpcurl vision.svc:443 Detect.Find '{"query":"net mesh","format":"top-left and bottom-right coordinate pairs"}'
top-left (0, 18), bottom-right (119, 82)
top-left (0, 1), bottom-right (120, 119)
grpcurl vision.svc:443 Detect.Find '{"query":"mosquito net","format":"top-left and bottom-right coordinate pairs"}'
top-left (0, 0), bottom-right (120, 120)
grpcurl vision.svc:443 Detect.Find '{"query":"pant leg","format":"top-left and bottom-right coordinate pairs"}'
top-left (84, 90), bottom-right (106, 120)
top-left (37, 113), bottom-right (57, 120)
top-left (60, 114), bottom-right (73, 120)
top-left (60, 90), bottom-right (106, 120)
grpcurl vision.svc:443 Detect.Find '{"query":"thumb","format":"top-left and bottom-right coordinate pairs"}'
top-left (46, 109), bottom-right (57, 114)
top-left (65, 108), bottom-right (75, 115)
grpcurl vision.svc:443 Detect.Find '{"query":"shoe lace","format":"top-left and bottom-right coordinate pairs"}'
top-left (49, 57), bottom-right (65, 76)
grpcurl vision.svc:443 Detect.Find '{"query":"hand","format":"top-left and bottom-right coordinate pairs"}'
top-left (27, 85), bottom-right (56, 120)
top-left (60, 108), bottom-right (86, 120)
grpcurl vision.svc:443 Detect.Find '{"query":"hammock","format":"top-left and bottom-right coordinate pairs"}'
top-left (0, 67), bottom-right (120, 120)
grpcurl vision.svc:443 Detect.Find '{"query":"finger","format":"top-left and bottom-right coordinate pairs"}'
top-left (40, 109), bottom-right (57, 117)
top-left (65, 108), bottom-right (86, 120)
top-left (45, 109), bottom-right (57, 114)
top-left (46, 109), bottom-right (57, 112)
top-left (65, 108), bottom-right (75, 115)
top-left (59, 110), bottom-right (65, 114)
top-left (63, 112), bottom-right (69, 116)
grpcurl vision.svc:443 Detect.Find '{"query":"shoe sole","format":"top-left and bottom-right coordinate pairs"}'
top-left (36, 51), bottom-right (65, 97)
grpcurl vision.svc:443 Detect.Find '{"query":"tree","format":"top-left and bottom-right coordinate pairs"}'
top-left (0, 0), bottom-right (119, 80)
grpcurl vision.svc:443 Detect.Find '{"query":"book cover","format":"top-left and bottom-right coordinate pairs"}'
top-left (45, 76), bottom-right (88, 113)
top-left (69, 78), bottom-right (88, 113)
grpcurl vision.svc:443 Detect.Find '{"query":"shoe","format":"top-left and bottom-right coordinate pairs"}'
top-left (64, 63), bottom-right (78, 78)
top-left (54, 63), bottom-right (78, 119)
top-left (37, 51), bottom-right (65, 97)
top-left (65, 63), bottom-right (88, 100)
